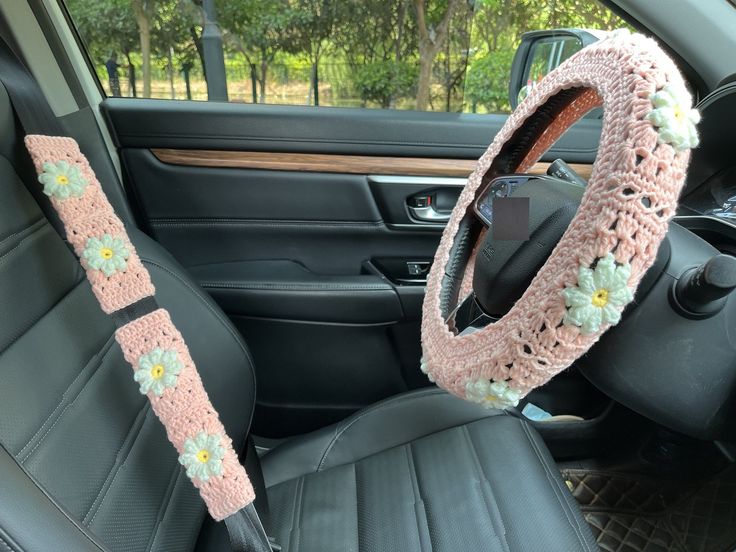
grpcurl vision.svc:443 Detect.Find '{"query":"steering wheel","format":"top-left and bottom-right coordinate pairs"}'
top-left (420, 31), bottom-right (701, 409)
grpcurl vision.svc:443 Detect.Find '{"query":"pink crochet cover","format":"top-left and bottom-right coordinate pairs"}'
top-left (25, 135), bottom-right (254, 521)
top-left (421, 33), bottom-right (698, 405)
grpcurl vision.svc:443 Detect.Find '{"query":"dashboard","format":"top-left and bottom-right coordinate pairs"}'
top-left (680, 81), bottom-right (736, 236)
top-left (577, 82), bottom-right (736, 440)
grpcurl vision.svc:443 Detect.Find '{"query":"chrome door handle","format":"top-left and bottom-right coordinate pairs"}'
top-left (408, 204), bottom-right (452, 223)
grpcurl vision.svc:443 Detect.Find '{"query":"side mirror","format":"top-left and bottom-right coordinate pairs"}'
top-left (509, 29), bottom-right (600, 109)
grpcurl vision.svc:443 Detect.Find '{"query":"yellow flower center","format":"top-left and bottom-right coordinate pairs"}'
top-left (591, 288), bottom-right (609, 308)
top-left (673, 106), bottom-right (686, 122)
top-left (100, 247), bottom-right (114, 260)
top-left (55, 174), bottom-right (69, 185)
top-left (196, 449), bottom-right (210, 463)
top-left (151, 364), bottom-right (165, 379)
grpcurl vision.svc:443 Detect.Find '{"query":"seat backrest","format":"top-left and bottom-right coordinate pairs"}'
top-left (0, 82), bottom-right (257, 552)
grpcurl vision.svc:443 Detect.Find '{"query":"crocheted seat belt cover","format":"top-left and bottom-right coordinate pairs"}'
top-left (420, 32), bottom-right (700, 409)
top-left (24, 135), bottom-right (254, 521)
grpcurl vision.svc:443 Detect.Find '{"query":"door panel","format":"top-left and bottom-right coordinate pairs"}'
top-left (102, 99), bottom-right (598, 436)
top-left (102, 98), bottom-right (601, 160)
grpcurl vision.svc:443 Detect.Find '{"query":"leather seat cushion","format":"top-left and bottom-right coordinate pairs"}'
top-left (198, 389), bottom-right (597, 551)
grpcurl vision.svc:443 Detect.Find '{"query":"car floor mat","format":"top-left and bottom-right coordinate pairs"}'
top-left (560, 464), bottom-right (736, 552)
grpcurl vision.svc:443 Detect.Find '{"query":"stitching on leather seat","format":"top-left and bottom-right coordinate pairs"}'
top-left (144, 462), bottom-right (187, 552)
top-left (316, 388), bottom-right (447, 471)
top-left (17, 335), bottom-right (116, 460)
top-left (0, 276), bottom-right (86, 358)
top-left (316, 388), bottom-right (506, 472)
top-left (0, 220), bottom-right (50, 265)
top-left (460, 425), bottom-right (511, 552)
top-left (0, 443), bottom-right (107, 552)
top-left (84, 405), bottom-right (152, 526)
top-left (0, 534), bottom-right (19, 552)
top-left (0, 217), bottom-right (45, 253)
top-left (404, 443), bottom-right (431, 552)
top-left (287, 476), bottom-right (305, 551)
top-left (520, 421), bottom-right (595, 552)
top-left (18, 335), bottom-right (123, 464)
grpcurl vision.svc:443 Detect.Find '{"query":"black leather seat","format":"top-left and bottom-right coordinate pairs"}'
top-left (0, 82), bottom-right (597, 551)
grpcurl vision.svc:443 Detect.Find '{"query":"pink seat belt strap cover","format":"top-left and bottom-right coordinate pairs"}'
top-left (24, 135), bottom-right (255, 521)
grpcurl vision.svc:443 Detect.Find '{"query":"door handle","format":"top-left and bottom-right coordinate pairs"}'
top-left (407, 204), bottom-right (452, 222)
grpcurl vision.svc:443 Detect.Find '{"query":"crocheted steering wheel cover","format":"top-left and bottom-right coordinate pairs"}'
top-left (420, 33), bottom-right (699, 409)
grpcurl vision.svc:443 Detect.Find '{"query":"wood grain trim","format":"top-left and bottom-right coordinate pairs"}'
top-left (151, 148), bottom-right (593, 180)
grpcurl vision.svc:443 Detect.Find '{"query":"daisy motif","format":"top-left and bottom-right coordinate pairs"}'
top-left (38, 160), bottom-right (88, 199)
top-left (465, 378), bottom-right (522, 409)
top-left (179, 432), bottom-right (225, 482)
top-left (82, 234), bottom-right (130, 277)
top-left (134, 347), bottom-right (182, 396)
top-left (563, 253), bottom-right (634, 335)
top-left (646, 83), bottom-right (700, 152)
top-left (419, 356), bottom-right (435, 382)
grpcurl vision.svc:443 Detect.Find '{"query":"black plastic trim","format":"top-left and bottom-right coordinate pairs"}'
top-left (102, 99), bottom-right (602, 162)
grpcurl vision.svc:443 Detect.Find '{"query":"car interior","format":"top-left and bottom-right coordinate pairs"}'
top-left (1, 1), bottom-right (736, 551)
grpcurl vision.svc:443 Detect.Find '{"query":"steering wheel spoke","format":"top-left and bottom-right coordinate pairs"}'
top-left (446, 292), bottom-right (497, 335)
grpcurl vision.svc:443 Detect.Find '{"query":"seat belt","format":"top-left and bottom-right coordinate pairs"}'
top-left (0, 37), bottom-right (275, 552)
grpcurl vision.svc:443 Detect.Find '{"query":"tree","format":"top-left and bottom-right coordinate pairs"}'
top-left (66, 0), bottom-right (139, 94)
top-left (464, 0), bottom-right (628, 114)
top-left (287, 0), bottom-right (340, 105)
top-left (353, 60), bottom-right (417, 108)
top-left (153, 1), bottom-right (202, 99)
top-left (412, 0), bottom-right (461, 110)
top-left (131, 0), bottom-right (157, 97)
top-left (333, 0), bottom-right (417, 108)
top-left (464, 49), bottom-right (514, 112)
top-left (334, 0), bottom-right (414, 66)
top-left (438, 0), bottom-right (473, 111)
top-left (218, 0), bottom-right (298, 103)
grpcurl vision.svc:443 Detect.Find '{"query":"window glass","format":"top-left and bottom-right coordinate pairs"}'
top-left (63, 0), bottom-right (630, 113)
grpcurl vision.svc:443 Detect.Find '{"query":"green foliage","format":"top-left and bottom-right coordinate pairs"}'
top-left (352, 60), bottom-right (418, 108)
top-left (464, 49), bottom-right (514, 113)
top-left (217, 0), bottom-right (299, 60)
top-left (332, 0), bottom-right (416, 66)
top-left (152, 1), bottom-right (201, 66)
top-left (66, 0), bottom-right (138, 60)
top-left (286, 0), bottom-right (340, 63)
top-left (65, 0), bottom-right (632, 109)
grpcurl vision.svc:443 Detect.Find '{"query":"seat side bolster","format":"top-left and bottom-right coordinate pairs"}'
top-left (0, 445), bottom-right (108, 552)
top-left (261, 388), bottom-right (503, 488)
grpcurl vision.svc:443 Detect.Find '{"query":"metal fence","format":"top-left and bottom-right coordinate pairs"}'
top-left (97, 60), bottom-right (476, 112)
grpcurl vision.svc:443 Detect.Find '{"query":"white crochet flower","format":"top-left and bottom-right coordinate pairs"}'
top-left (419, 356), bottom-right (435, 382)
top-left (646, 83), bottom-right (700, 152)
top-left (563, 253), bottom-right (633, 335)
top-left (134, 347), bottom-right (182, 396)
top-left (82, 234), bottom-right (130, 277)
top-left (179, 432), bottom-right (225, 482)
top-left (465, 378), bottom-right (522, 409)
top-left (38, 160), bottom-right (88, 199)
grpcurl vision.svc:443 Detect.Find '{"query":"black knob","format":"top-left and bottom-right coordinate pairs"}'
top-left (674, 254), bottom-right (736, 316)
top-left (546, 159), bottom-right (587, 188)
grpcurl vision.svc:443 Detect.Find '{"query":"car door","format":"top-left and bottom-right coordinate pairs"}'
top-left (58, 0), bottom-right (616, 437)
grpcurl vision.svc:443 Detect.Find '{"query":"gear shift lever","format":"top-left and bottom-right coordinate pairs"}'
top-left (673, 254), bottom-right (736, 317)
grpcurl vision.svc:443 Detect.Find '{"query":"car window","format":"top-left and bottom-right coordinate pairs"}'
top-left (63, 0), bottom-right (629, 114)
